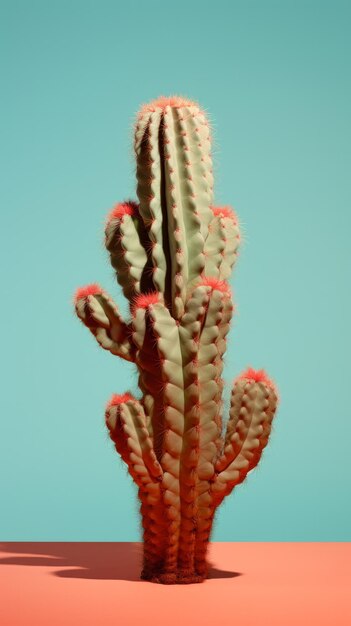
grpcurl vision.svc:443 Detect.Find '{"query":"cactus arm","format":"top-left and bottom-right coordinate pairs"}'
top-left (131, 293), bottom-right (165, 447)
top-left (192, 279), bottom-right (232, 573)
top-left (74, 285), bottom-right (135, 362)
top-left (204, 206), bottom-right (240, 279)
top-left (105, 201), bottom-right (148, 303)
top-left (105, 393), bottom-right (163, 481)
top-left (135, 110), bottom-right (168, 296)
top-left (212, 370), bottom-right (278, 505)
top-left (212, 287), bottom-right (235, 448)
top-left (176, 283), bottom-right (212, 574)
top-left (147, 299), bottom-right (185, 580)
top-left (131, 293), bottom-right (185, 580)
top-left (128, 294), bottom-right (172, 577)
top-left (105, 394), bottom-right (166, 575)
top-left (215, 288), bottom-right (234, 363)
top-left (196, 283), bottom-right (227, 485)
top-left (193, 370), bottom-right (277, 570)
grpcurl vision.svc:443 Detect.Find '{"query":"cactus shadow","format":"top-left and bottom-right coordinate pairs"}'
top-left (0, 542), bottom-right (241, 582)
top-left (0, 542), bottom-right (141, 581)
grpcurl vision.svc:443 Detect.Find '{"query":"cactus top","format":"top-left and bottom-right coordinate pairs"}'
top-left (133, 94), bottom-right (214, 319)
top-left (138, 95), bottom-right (202, 118)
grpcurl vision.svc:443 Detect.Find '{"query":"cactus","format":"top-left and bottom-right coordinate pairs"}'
top-left (74, 96), bottom-right (278, 584)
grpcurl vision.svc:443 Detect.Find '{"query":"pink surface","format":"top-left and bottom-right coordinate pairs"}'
top-left (0, 542), bottom-right (350, 626)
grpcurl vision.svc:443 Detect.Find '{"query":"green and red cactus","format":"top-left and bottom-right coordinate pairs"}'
top-left (74, 96), bottom-right (278, 584)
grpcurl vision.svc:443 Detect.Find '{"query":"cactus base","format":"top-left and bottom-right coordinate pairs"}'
top-left (141, 568), bottom-right (208, 585)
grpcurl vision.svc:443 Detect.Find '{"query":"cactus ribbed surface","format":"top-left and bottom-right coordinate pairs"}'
top-left (74, 96), bottom-right (278, 584)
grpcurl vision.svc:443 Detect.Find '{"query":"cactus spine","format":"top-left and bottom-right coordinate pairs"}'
top-left (74, 96), bottom-right (278, 584)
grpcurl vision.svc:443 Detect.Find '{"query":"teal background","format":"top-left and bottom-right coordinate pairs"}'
top-left (1, 0), bottom-right (350, 541)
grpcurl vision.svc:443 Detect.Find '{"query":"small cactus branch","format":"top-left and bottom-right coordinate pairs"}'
top-left (105, 201), bottom-right (149, 302)
top-left (212, 287), bottom-right (234, 429)
top-left (204, 206), bottom-right (240, 279)
top-left (74, 285), bottom-right (135, 361)
top-left (106, 394), bottom-right (167, 576)
top-left (194, 369), bottom-right (277, 568)
top-left (105, 393), bottom-right (163, 482)
top-left (213, 369), bottom-right (278, 504)
top-left (192, 279), bottom-right (233, 571)
top-left (208, 288), bottom-right (235, 534)
top-left (196, 280), bottom-right (233, 473)
top-left (131, 293), bottom-right (166, 452)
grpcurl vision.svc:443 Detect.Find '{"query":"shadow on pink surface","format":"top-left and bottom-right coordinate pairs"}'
top-left (0, 542), bottom-right (241, 581)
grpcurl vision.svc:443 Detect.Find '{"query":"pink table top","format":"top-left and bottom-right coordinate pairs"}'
top-left (0, 542), bottom-right (350, 626)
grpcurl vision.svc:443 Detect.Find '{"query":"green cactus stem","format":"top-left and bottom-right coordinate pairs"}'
top-left (74, 96), bottom-right (278, 584)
